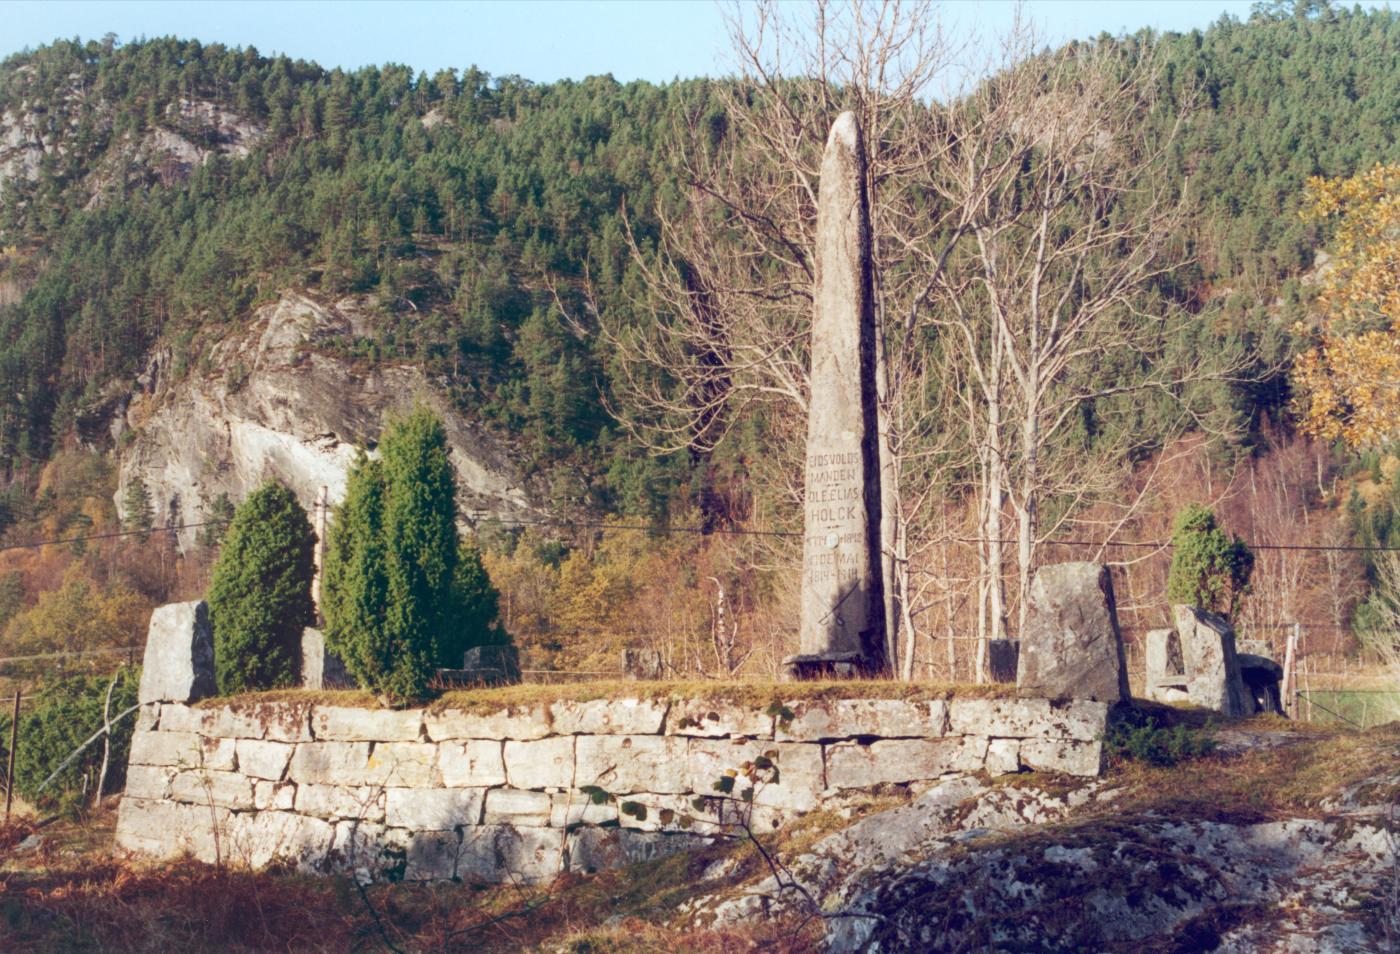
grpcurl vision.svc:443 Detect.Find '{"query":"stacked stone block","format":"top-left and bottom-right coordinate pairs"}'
top-left (116, 695), bottom-right (1109, 884)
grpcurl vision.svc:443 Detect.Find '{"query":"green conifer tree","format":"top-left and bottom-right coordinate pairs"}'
top-left (322, 453), bottom-right (391, 691)
top-left (1166, 504), bottom-right (1255, 620)
top-left (323, 408), bottom-right (508, 700)
top-left (379, 406), bottom-right (461, 697)
top-left (121, 479), bottom-right (154, 536)
top-left (207, 481), bottom-right (316, 693)
top-left (197, 491), bottom-right (237, 549)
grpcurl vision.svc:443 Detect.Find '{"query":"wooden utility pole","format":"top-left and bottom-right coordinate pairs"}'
top-left (5, 689), bottom-right (19, 822)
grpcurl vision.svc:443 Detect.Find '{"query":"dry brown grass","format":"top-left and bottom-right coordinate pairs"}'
top-left (0, 805), bottom-right (820, 953)
top-left (1103, 718), bottom-right (1400, 820)
top-left (209, 679), bottom-right (1020, 715)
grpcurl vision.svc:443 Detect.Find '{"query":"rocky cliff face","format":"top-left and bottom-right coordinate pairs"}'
top-left (116, 293), bottom-right (541, 547)
top-left (1, 83), bottom-right (263, 203)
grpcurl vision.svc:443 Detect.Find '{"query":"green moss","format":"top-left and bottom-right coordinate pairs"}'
top-left (202, 679), bottom-right (1021, 715)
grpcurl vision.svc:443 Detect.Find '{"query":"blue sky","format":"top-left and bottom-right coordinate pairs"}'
top-left (1, 1), bottom-right (1274, 83)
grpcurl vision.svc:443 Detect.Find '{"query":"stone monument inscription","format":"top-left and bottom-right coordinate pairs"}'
top-left (788, 111), bottom-right (887, 679)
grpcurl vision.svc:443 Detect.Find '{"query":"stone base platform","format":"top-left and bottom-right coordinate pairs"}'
top-left (115, 693), bottom-right (1110, 884)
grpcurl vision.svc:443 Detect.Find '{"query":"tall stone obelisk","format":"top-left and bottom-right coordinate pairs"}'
top-left (787, 112), bottom-right (887, 680)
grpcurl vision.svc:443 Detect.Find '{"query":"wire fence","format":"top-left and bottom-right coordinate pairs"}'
top-left (0, 515), bottom-right (1394, 707)
top-left (1296, 689), bottom-right (1400, 729)
top-left (13, 514), bottom-right (1400, 555)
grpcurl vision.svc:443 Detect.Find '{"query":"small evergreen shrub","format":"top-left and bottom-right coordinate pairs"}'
top-left (1166, 504), bottom-right (1254, 618)
top-left (1106, 708), bottom-right (1216, 767)
top-left (208, 481), bottom-right (316, 693)
top-left (0, 668), bottom-right (139, 813)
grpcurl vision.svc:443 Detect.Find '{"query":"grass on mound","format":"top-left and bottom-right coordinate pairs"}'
top-left (206, 678), bottom-right (1021, 713)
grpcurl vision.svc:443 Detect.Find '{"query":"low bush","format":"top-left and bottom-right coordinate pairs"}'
top-left (0, 667), bottom-right (140, 813)
top-left (1106, 707), bottom-right (1216, 767)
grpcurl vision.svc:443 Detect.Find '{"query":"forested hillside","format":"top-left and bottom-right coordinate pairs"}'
top-left (0, 2), bottom-right (1398, 679)
top-left (0, 4), bottom-right (1396, 497)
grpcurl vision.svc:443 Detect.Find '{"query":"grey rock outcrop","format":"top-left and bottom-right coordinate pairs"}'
top-left (115, 293), bottom-right (541, 549)
top-left (792, 111), bottom-right (886, 677)
top-left (1016, 562), bottom-right (1129, 703)
top-left (1171, 605), bottom-right (1250, 716)
top-left (137, 601), bottom-right (216, 705)
top-left (3, 89), bottom-right (264, 204)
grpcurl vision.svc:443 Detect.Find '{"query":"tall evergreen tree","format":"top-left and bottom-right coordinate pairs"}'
top-left (121, 479), bottom-right (154, 535)
top-left (324, 407), bottom-right (507, 700)
top-left (322, 453), bottom-right (391, 691)
top-left (207, 480), bottom-right (316, 693)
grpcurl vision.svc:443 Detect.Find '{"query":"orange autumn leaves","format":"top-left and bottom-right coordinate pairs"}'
top-left (1294, 163), bottom-right (1400, 447)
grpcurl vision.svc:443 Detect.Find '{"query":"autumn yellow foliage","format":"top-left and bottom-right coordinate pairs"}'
top-left (1294, 163), bottom-right (1400, 446)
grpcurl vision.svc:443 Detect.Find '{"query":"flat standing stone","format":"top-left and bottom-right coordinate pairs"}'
top-left (301, 627), bottom-right (350, 690)
top-left (138, 601), bottom-right (216, 705)
top-left (1172, 605), bottom-right (1250, 716)
top-left (1016, 563), bottom-right (1129, 703)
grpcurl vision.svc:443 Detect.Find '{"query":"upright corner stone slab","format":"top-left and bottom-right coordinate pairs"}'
top-left (791, 110), bottom-right (886, 678)
top-left (138, 601), bottom-right (215, 704)
top-left (1016, 563), bottom-right (1128, 703)
top-left (1172, 605), bottom-right (1250, 716)
top-left (301, 627), bottom-right (349, 690)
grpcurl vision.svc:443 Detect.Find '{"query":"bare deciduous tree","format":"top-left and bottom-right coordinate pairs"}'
top-left (596, 4), bottom-right (1244, 680)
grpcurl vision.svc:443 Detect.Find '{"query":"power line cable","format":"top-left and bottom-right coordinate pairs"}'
top-left (480, 516), bottom-right (1400, 553)
top-left (8, 513), bottom-right (1400, 556)
top-left (0, 520), bottom-right (228, 554)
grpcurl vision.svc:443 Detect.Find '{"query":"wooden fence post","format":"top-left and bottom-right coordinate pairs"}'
top-left (1282, 622), bottom-right (1299, 719)
top-left (5, 689), bottom-right (19, 822)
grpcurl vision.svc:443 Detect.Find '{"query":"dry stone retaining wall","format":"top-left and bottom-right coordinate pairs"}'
top-left (115, 695), bottom-right (1108, 884)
